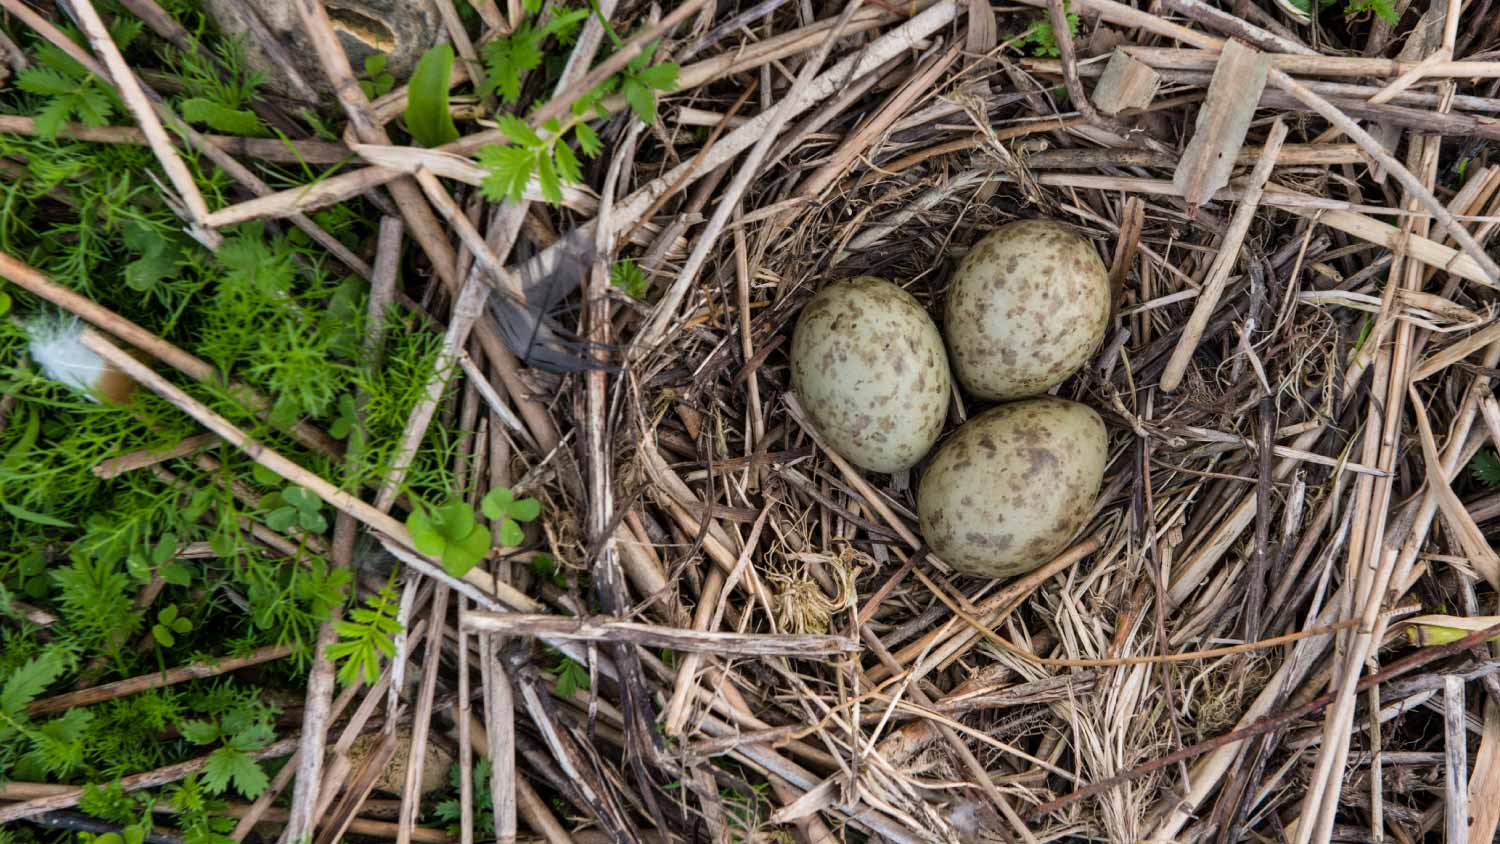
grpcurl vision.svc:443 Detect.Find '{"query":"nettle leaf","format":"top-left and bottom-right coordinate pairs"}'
top-left (1472, 449), bottom-right (1500, 486)
top-left (180, 97), bottom-right (266, 136)
top-left (364, 53), bottom-right (388, 77)
top-left (635, 62), bottom-right (679, 92)
top-left (611, 260), bottom-right (648, 299)
top-left (203, 746), bottom-right (269, 798)
top-left (17, 66), bottom-right (76, 97)
top-left (406, 44), bottom-right (460, 147)
top-left (178, 719), bottom-right (220, 745)
top-left (574, 122), bottom-right (602, 157)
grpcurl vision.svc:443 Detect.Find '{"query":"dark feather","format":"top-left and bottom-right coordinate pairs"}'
top-left (489, 228), bottom-right (618, 374)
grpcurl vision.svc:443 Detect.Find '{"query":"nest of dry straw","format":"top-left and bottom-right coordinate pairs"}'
top-left (5, 0), bottom-right (1500, 841)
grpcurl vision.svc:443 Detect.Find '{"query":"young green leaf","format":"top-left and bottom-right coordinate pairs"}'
top-left (574, 122), bottom-right (602, 157)
top-left (610, 260), bottom-right (648, 299)
top-left (499, 519), bottom-right (525, 546)
top-left (180, 98), bottom-right (266, 136)
top-left (202, 745), bottom-right (269, 798)
top-left (553, 656), bottom-right (589, 698)
top-left (445, 523), bottom-right (493, 577)
top-left (407, 507), bottom-right (447, 556)
top-left (406, 44), bottom-right (461, 147)
top-left (478, 144), bottom-right (538, 203)
top-left (481, 487), bottom-right (514, 519)
top-left (509, 498), bottom-right (541, 522)
top-left (178, 719), bottom-right (221, 745)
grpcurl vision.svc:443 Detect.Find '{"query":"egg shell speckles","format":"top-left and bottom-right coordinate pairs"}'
top-left (944, 220), bottom-right (1110, 401)
top-left (917, 398), bottom-right (1106, 578)
top-left (791, 277), bottom-right (951, 473)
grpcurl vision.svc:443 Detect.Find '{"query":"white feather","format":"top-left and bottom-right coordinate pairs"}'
top-left (26, 315), bottom-right (108, 400)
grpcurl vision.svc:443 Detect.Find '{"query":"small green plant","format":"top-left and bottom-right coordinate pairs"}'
top-left (80, 781), bottom-right (153, 844)
top-left (15, 22), bottom-right (134, 138)
top-left (327, 583), bottom-right (404, 687)
top-left (151, 604), bottom-right (194, 648)
top-left (166, 31), bottom-right (269, 136)
top-left (479, 115), bottom-right (583, 205)
top-left (433, 758), bottom-right (496, 835)
top-left (1017, 10), bottom-right (1079, 58)
top-left (12, 549), bottom-right (50, 600)
top-left (610, 259), bottom-right (649, 299)
top-left (408, 497), bottom-right (492, 576)
top-left (618, 43), bottom-right (679, 125)
top-left (481, 486), bottom-right (541, 546)
top-left (1471, 449), bottom-right (1500, 486)
top-left (480, 10), bottom-right (589, 104)
top-left (555, 656), bottom-right (589, 697)
top-left (406, 45), bottom-right (460, 147)
top-left (177, 705), bottom-right (276, 799)
top-left (530, 552), bottom-right (566, 588)
top-left (1286, 0), bottom-right (1399, 23)
top-left (121, 222), bottom-right (185, 295)
top-left (126, 532), bottom-right (192, 587)
top-left (264, 485), bottom-right (328, 535)
top-left (477, 9), bottom-right (676, 206)
top-left (0, 649), bottom-right (93, 780)
top-left (361, 53), bottom-right (398, 99)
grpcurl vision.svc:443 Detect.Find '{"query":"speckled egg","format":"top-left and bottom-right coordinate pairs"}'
top-left (917, 398), bottom-right (1106, 578)
top-left (791, 277), bottom-right (951, 473)
top-left (944, 220), bottom-right (1110, 401)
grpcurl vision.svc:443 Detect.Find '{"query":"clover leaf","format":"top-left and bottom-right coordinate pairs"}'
top-left (266, 485), bottom-right (327, 534)
top-left (407, 498), bottom-right (492, 578)
top-left (152, 604), bottom-right (192, 647)
top-left (481, 486), bottom-right (541, 546)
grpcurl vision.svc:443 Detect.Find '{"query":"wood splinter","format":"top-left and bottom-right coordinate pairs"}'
top-left (1091, 48), bottom-right (1161, 115)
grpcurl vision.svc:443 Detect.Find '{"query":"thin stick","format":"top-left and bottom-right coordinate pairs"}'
top-left (459, 612), bottom-right (859, 654)
top-left (1268, 68), bottom-right (1498, 284)
top-left (28, 644), bottom-right (291, 718)
top-left (633, 0), bottom-right (867, 354)
top-left (457, 597), bottom-right (475, 844)
top-left (0, 116), bottom-right (351, 163)
top-left (1029, 620), bottom-right (1500, 818)
top-left (69, 0), bottom-right (211, 226)
top-left (1160, 119), bottom-right (1288, 391)
top-left (397, 586), bottom-right (451, 844)
top-left (1447, 675), bottom-right (1471, 844)
top-left (0, 738), bottom-right (299, 823)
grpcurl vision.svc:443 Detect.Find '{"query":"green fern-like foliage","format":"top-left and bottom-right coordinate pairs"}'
top-left (1471, 449), bottom-right (1500, 487)
top-left (327, 584), bottom-right (405, 687)
top-left (14, 22), bottom-right (137, 138)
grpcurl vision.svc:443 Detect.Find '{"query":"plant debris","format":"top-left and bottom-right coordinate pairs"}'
top-left (3, 0), bottom-right (1500, 842)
